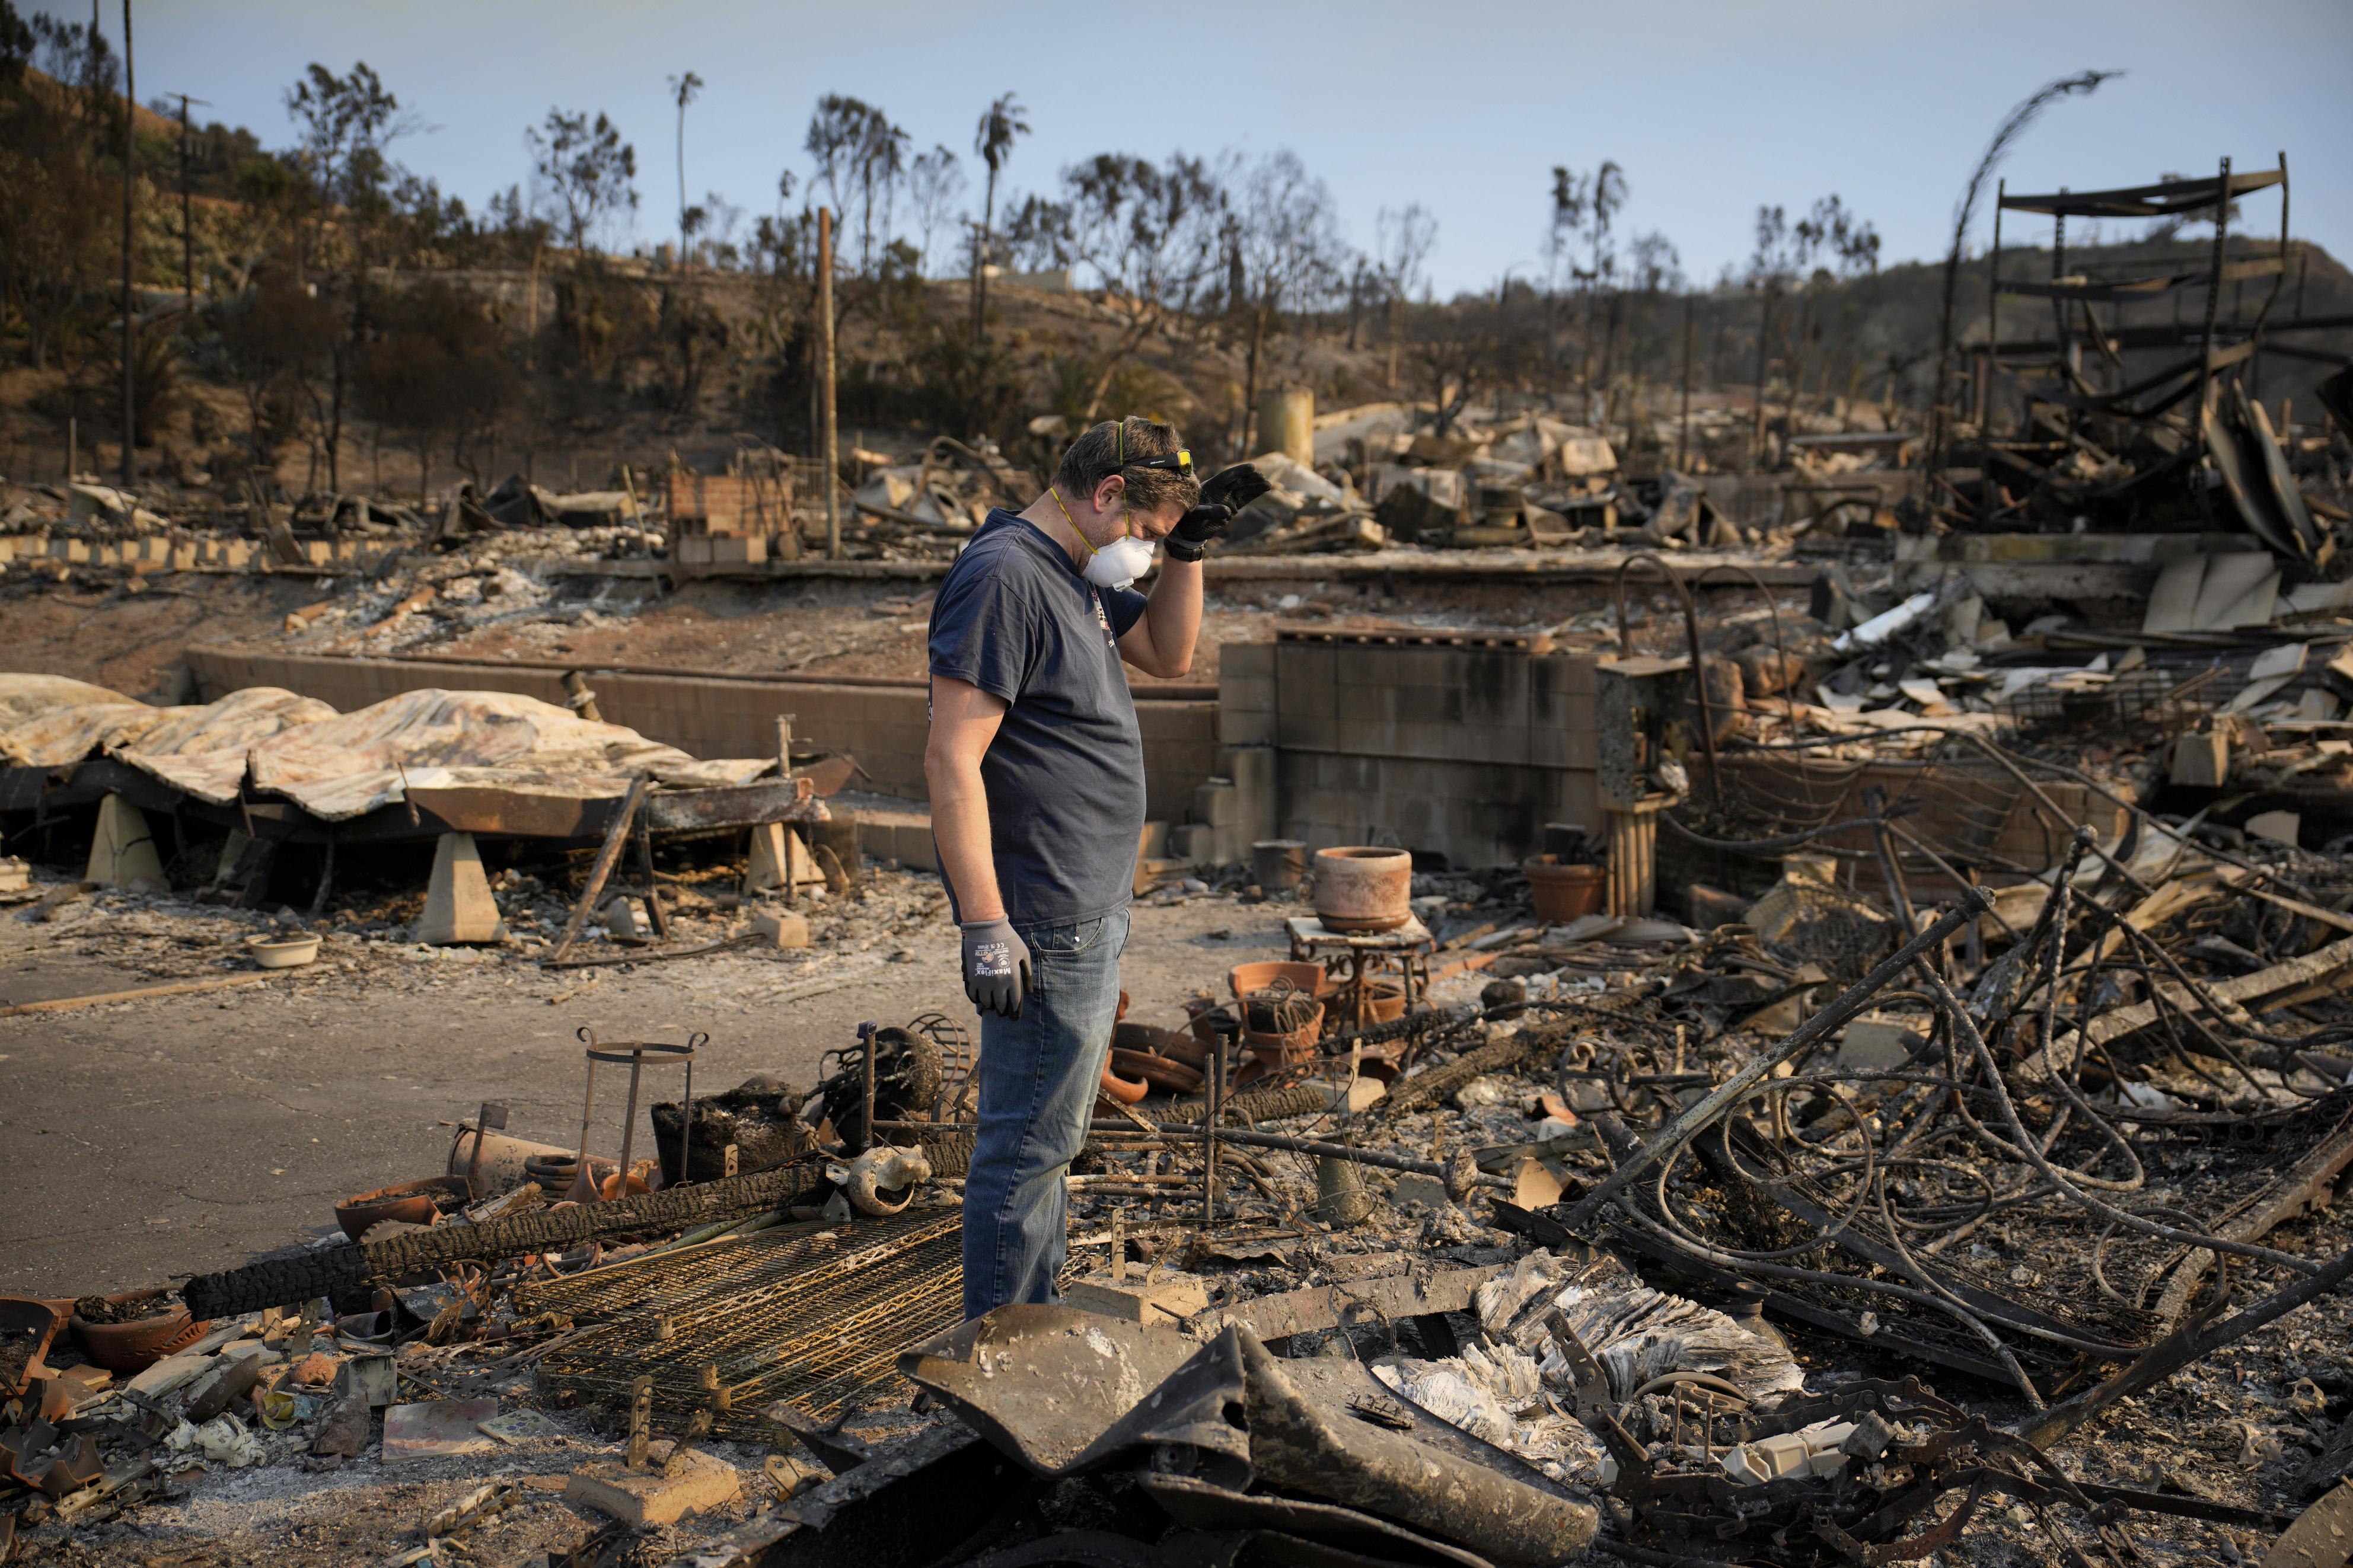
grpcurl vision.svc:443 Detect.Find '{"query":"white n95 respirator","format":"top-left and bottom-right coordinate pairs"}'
top-left (1083, 532), bottom-right (1158, 590)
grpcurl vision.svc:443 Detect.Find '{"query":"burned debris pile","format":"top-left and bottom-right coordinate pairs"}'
top-left (9, 767), bottom-right (2353, 1566)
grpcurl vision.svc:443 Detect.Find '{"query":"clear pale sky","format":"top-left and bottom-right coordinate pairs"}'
top-left (49, 0), bottom-right (2351, 295)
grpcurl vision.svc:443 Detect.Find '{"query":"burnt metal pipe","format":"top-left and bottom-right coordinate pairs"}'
top-left (1611, 552), bottom-right (1722, 806)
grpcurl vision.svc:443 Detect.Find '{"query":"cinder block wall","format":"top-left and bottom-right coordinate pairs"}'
top-left (1219, 639), bottom-right (1603, 869)
top-left (186, 649), bottom-right (1220, 822)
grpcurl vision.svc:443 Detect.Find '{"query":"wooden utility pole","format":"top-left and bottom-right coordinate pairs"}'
top-left (119, 0), bottom-right (135, 488)
top-left (171, 93), bottom-right (208, 323)
top-left (1676, 294), bottom-right (1694, 472)
top-left (1747, 281), bottom-right (1772, 473)
top-left (817, 207), bottom-right (841, 561)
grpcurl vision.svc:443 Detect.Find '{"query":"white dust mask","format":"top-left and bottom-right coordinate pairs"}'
top-left (1083, 530), bottom-right (1158, 589)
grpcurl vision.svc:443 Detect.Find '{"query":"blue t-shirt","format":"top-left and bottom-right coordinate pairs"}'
top-left (928, 510), bottom-right (1150, 928)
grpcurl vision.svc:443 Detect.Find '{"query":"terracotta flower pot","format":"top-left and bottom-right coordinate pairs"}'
top-left (334, 1175), bottom-right (473, 1242)
top-left (1227, 961), bottom-right (1327, 1000)
top-left (1524, 855), bottom-right (1606, 923)
top-left (71, 1288), bottom-right (208, 1374)
top-left (1312, 847), bottom-right (1413, 933)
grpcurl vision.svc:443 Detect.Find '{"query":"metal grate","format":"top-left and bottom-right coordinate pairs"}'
top-left (521, 1210), bottom-right (965, 1442)
top-left (1992, 665), bottom-right (2221, 737)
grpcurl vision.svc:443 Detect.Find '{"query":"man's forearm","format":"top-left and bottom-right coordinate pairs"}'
top-left (927, 759), bottom-right (1006, 921)
top-left (1142, 557), bottom-right (1203, 673)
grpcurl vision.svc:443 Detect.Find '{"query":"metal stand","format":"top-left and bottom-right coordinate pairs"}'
top-left (569, 1027), bottom-right (702, 1201)
top-left (1284, 914), bottom-right (1435, 1029)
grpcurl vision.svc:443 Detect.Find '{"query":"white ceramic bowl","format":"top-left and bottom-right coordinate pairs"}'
top-left (247, 933), bottom-right (321, 969)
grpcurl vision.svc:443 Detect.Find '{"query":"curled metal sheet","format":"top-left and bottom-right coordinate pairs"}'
top-left (907, 1307), bottom-right (1596, 1567)
top-left (899, 1305), bottom-right (1217, 1476)
top-left (1227, 1329), bottom-right (1596, 1566)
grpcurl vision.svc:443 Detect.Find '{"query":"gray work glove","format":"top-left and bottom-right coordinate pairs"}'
top-left (959, 918), bottom-right (1031, 1020)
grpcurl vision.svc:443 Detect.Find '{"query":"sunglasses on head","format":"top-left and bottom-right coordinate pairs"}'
top-left (1121, 451), bottom-right (1193, 478)
top-left (1112, 422), bottom-right (1192, 480)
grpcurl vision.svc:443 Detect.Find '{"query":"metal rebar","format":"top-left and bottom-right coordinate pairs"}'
top-left (1204, 1043), bottom-right (1224, 1231)
top-left (569, 1051), bottom-right (602, 1203)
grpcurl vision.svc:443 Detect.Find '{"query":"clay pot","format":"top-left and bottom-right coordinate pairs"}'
top-left (1109, 1047), bottom-right (1204, 1096)
top-left (1312, 847), bottom-right (1413, 933)
top-left (0, 1298), bottom-right (65, 1398)
top-left (1524, 855), bottom-right (1606, 923)
top-left (1095, 1064), bottom-right (1150, 1115)
top-left (1115, 1020), bottom-right (1209, 1071)
top-left (1241, 994), bottom-right (1324, 1081)
top-left (1227, 961), bottom-right (1327, 1000)
top-left (70, 1288), bottom-right (208, 1374)
top-left (1329, 980), bottom-right (1407, 1030)
top-left (334, 1175), bottom-right (473, 1242)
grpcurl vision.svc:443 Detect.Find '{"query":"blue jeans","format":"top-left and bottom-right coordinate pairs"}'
top-left (962, 907), bottom-right (1128, 1320)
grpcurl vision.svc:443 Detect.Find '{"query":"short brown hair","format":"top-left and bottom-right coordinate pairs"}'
top-left (1052, 416), bottom-right (1200, 516)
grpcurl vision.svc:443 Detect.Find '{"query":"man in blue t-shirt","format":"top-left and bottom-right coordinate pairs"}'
top-left (926, 417), bottom-right (1258, 1318)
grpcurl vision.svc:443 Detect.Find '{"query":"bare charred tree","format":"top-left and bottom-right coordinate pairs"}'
top-left (215, 272), bottom-right (338, 483)
top-left (1227, 149), bottom-right (1343, 454)
top-left (527, 107), bottom-right (639, 253)
top-left (1374, 203), bottom-right (1436, 392)
top-left (1410, 289), bottom-right (1532, 437)
top-left (1546, 161), bottom-right (1624, 403)
top-left (804, 95), bottom-right (906, 280)
top-left (1061, 151), bottom-right (1223, 419)
top-left (0, 11), bottom-right (116, 373)
top-left (906, 145), bottom-right (964, 277)
top-left (285, 60), bottom-right (417, 493)
top-left (355, 277), bottom-right (515, 502)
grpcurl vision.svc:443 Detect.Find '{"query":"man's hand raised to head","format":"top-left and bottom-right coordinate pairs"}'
top-left (1162, 463), bottom-right (1272, 563)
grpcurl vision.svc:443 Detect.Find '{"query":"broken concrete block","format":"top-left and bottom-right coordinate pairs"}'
top-left (1751, 1432), bottom-right (1810, 1478)
top-left (416, 832), bottom-right (506, 945)
top-left (86, 794), bottom-right (165, 889)
top-left (565, 1445), bottom-right (740, 1527)
top-left (1342, 1076), bottom-right (1387, 1113)
top-left (2247, 810), bottom-right (2301, 848)
top-left (2170, 730), bottom-right (2230, 788)
top-left (311, 1394), bottom-right (371, 1458)
top-left (1063, 1267), bottom-right (1211, 1326)
top-left (751, 909), bottom-right (810, 948)
top-left (0, 855), bottom-right (27, 892)
top-left (1389, 1171), bottom-right (1453, 1208)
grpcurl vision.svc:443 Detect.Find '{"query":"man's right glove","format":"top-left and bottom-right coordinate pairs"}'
top-left (1163, 464), bottom-right (1273, 563)
top-left (960, 918), bottom-right (1031, 1020)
